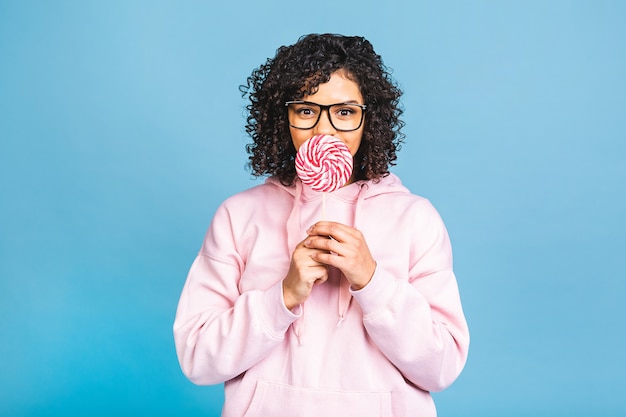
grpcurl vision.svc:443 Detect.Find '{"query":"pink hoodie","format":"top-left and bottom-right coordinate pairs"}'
top-left (174, 173), bottom-right (469, 417)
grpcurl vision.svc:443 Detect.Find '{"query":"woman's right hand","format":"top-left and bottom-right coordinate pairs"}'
top-left (282, 237), bottom-right (328, 310)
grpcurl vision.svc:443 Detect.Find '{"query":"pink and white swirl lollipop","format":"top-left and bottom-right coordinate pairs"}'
top-left (295, 134), bottom-right (353, 193)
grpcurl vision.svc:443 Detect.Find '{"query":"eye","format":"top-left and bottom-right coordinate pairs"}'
top-left (294, 106), bottom-right (318, 118)
top-left (334, 106), bottom-right (358, 119)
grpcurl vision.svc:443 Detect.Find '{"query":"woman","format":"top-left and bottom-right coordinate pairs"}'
top-left (174, 33), bottom-right (469, 417)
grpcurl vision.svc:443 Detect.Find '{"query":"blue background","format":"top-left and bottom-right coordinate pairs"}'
top-left (1, 1), bottom-right (625, 416)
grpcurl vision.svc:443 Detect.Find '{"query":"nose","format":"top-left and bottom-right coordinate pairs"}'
top-left (314, 108), bottom-right (337, 135)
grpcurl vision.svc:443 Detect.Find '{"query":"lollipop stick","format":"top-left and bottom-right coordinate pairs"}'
top-left (322, 192), bottom-right (326, 221)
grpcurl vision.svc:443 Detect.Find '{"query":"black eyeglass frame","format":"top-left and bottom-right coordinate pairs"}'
top-left (284, 100), bottom-right (367, 132)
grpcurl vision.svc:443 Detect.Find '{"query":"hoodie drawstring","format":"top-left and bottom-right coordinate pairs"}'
top-left (286, 182), bottom-right (305, 344)
top-left (337, 279), bottom-right (351, 326)
top-left (337, 181), bottom-right (368, 327)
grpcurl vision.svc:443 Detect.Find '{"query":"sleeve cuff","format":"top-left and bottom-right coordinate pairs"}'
top-left (350, 266), bottom-right (398, 317)
top-left (258, 280), bottom-right (301, 339)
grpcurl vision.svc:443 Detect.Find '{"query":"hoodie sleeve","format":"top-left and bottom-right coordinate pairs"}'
top-left (173, 202), bottom-right (300, 385)
top-left (350, 199), bottom-right (469, 392)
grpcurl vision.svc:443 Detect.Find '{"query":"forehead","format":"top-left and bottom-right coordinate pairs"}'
top-left (302, 70), bottom-right (363, 103)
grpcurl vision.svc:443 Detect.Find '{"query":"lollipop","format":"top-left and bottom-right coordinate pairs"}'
top-left (295, 134), bottom-right (353, 193)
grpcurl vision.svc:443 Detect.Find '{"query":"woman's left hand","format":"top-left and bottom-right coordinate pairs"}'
top-left (304, 221), bottom-right (377, 290)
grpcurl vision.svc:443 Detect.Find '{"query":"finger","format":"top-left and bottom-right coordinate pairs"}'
top-left (312, 266), bottom-right (329, 284)
top-left (308, 221), bottom-right (360, 243)
top-left (304, 236), bottom-right (344, 256)
top-left (311, 251), bottom-right (344, 269)
top-left (294, 243), bottom-right (329, 265)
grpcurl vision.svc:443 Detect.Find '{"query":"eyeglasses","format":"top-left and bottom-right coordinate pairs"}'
top-left (285, 101), bottom-right (367, 132)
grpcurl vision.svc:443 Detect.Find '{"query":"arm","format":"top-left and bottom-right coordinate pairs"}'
top-left (173, 204), bottom-right (299, 385)
top-left (307, 201), bottom-right (469, 392)
top-left (352, 265), bottom-right (469, 392)
top-left (353, 201), bottom-right (469, 392)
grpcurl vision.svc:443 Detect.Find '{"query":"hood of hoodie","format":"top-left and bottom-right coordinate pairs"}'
top-left (265, 172), bottom-right (410, 256)
top-left (264, 173), bottom-right (411, 343)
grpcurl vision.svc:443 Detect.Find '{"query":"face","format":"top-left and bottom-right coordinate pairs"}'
top-left (289, 70), bottom-right (365, 157)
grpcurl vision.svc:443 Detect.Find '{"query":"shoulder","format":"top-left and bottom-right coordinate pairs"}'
top-left (222, 178), bottom-right (294, 209)
top-left (211, 178), bottom-right (296, 230)
top-left (363, 174), bottom-right (447, 229)
top-left (364, 173), bottom-right (433, 206)
top-left (203, 179), bottom-right (295, 252)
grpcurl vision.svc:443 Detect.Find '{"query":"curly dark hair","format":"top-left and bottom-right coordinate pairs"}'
top-left (240, 33), bottom-right (404, 185)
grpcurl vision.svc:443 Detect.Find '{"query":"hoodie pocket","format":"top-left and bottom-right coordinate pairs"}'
top-left (243, 380), bottom-right (392, 417)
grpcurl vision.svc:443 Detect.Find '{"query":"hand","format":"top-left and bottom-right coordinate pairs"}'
top-left (304, 221), bottom-right (376, 290)
top-left (282, 238), bottom-right (329, 310)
